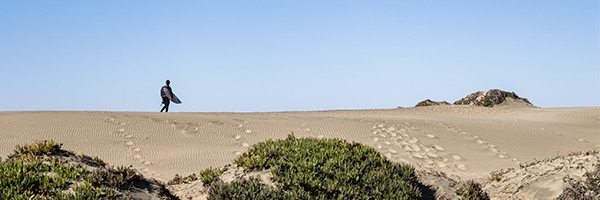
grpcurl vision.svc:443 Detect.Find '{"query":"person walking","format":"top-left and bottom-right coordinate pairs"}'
top-left (160, 80), bottom-right (173, 112)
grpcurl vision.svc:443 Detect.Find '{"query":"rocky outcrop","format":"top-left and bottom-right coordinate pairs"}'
top-left (415, 99), bottom-right (451, 107)
top-left (453, 89), bottom-right (532, 107)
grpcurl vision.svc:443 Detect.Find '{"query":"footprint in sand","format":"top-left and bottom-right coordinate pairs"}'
top-left (241, 143), bottom-right (250, 148)
top-left (487, 145), bottom-right (499, 153)
top-left (408, 138), bottom-right (419, 144)
top-left (432, 145), bottom-right (445, 151)
top-left (411, 152), bottom-right (426, 159)
top-left (111, 114), bottom-right (164, 178)
top-left (440, 122), bottom-right (514, 164)
top-left (455, 163), bottom-right (467, 170)
top-left (380, 121), bottom-right (468, 170)
top-left (424, 159), bottom-right (434, 165)
top-left (141, 160), bottom-right (152, 165)
top-left (244, 129), bottom-right (252, 134)
top-left (371, 121), bottom-right (464, 171)
top-left (426, 152), bottom-right (439, 158)
top-left (234, 135), bottom-right (242, 140)
top-left (410, 144), bottom-right (421, 152)
top-left (451, 155), bottom-right (463, 161)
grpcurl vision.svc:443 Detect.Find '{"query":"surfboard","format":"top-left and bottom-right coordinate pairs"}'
top-left (162, 87), bottom-right (182, 104)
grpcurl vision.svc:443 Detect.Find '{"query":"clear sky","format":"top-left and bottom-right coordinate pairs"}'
top-left (1, 1), bottom-right (598, 112)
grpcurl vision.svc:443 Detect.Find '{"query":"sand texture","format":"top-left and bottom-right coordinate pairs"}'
top-left (1, 106), bottom-right (598, 199)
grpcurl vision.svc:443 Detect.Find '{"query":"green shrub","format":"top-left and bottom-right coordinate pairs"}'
top-left (87, 166), bottom-right (141, 189)
top-left (0, 141), bottom-right (175, 200)
top-left (91, 156), bottom-right (106, 167)
top-left (223, 134), bottom-right (421, 199)
top-left (0, 155), bottom-right (119, 199)
top-left (14, 140), bottom-right (62, 156)
top-left (200, 167), bottom-right (223, 185)
top-left (168, 173), bottom-right (199, 185)
top-left (66, 182), bottom-right (119, 199)
top-left (455, 180), bottom-right (490, 200)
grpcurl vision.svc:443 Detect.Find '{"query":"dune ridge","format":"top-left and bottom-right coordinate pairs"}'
top-left (1, 106), bottom-right (598, 199)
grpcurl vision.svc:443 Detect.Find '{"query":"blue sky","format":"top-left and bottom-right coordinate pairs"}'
top-left (0, 1), bottom-right (598, 112)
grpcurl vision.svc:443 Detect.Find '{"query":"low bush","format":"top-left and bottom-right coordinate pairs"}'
top-left (168, 173), bottom-right (199, 185)
top-left (455, 180), bottom-right (490, 200)
top-left (0, 153), bottom-right (120, 199)
top-left (216, 134), bottom-right (422, 199)
top-left (88, 166), bottom-right (141, 189)
top-left (0, 141), bottom-right (173, 199)
top-left (14, 140), bottom-right (62, 156)
top-left (200, 167), bottom-right (223, 185)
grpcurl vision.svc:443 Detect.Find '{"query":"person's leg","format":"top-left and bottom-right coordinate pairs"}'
top-left (160, 97), bottom-right (168, 112)
top-left (165, 101), bottom-right (170, 112)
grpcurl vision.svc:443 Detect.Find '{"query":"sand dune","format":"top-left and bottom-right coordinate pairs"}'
top-left (1, 106), bottom-right (598, 188)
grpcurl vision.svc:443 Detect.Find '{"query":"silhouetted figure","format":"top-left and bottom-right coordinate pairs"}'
top-left (160, 80), bottom-right (173, 112)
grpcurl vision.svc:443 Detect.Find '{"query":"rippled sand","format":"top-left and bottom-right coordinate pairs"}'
top-left (0, 106), bottom-right (598, 183)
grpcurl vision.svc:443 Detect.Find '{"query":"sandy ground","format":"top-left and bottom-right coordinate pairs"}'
top-left (1, 106), bottom-right (598, 185)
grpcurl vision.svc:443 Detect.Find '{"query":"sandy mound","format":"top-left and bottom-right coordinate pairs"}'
top-left (1, 140), bottom-right (177, 199)
top-left (454, 89), bottom-right (533, 107)
top-left (483, 151), bottom-right (600, 200)
top-left (0, 107), bottom-right (598, 199)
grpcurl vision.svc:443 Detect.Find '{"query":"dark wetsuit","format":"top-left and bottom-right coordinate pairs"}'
top-left (160, 86), bottom-right (173, 112)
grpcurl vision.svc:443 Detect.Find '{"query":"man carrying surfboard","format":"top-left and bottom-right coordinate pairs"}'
top-left (160, 80), bottom-right (174, 112)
